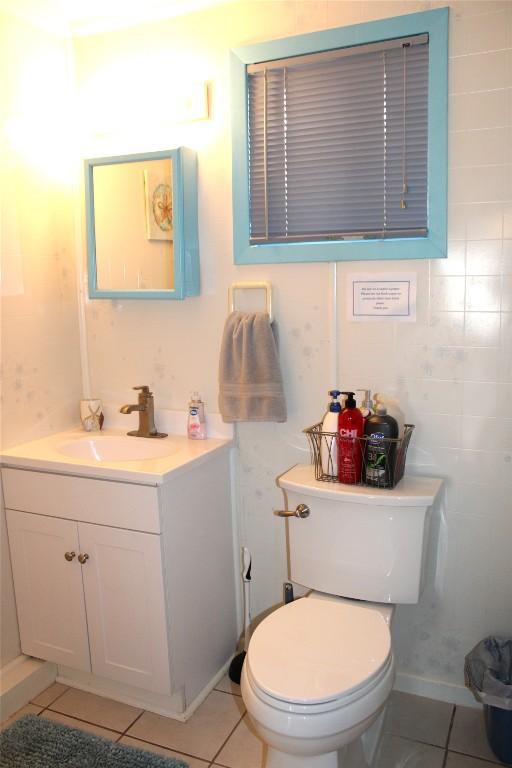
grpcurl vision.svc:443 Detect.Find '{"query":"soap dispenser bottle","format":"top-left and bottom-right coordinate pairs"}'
top-left (363, 403), bottom-right (399, 487)
top-left (321, 390), bottom-right (342, 476)
top-left (338, 392), bottom-right (364, 485)
top-left (357, 389), bottom-right (373, 421)
top-left (187, 392), bottom-right (207, 440)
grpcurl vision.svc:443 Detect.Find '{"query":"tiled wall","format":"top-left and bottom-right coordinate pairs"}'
top-left (0, 15), bottom-right (83, 450)
top-left (72, 0), bottom-right (510, 698)
top-left (0, 13), bottom-right (83, 665)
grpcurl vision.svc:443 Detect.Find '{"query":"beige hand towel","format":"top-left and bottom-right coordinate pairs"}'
top-left (219, 311), bottom-right (287, 423)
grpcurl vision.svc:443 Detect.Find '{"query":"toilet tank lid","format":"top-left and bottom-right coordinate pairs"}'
top-left (278, 465), bottom-right (443, 507)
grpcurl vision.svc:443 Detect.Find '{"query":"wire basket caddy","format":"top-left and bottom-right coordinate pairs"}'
top-left (303, 423), bottom-right (415, 489)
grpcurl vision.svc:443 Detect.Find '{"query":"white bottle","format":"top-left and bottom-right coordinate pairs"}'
top-left (321, 390), bottom-right (342, 476)
top-left (187, 392), bottom-right (207, 440)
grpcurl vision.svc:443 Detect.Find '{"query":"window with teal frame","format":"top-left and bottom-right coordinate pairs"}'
top-left (230, 8), bottom-right (448, 264)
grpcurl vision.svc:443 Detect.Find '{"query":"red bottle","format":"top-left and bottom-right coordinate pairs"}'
top-left (338, 391), bottom-right (364, 485)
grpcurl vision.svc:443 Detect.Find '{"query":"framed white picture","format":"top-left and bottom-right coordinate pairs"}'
top-left (144, 164), bottom-right (173, 241)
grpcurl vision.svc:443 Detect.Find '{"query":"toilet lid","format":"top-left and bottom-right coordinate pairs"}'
top-left (247, 598), bottom-right (391, 705)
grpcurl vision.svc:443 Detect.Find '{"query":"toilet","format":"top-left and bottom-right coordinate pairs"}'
top-left (241, 464), bottom-right (443, 768)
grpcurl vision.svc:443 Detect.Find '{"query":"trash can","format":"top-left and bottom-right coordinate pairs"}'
top-left (465, 636), bottom-right (512, 765)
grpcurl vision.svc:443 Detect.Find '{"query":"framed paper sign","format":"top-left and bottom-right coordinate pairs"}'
top-left (144, 165), bottom-right (173, 241)
top-left (347, 272), bottom-right (417, 322)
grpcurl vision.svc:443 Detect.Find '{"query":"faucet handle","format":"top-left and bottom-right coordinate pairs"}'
top-left (133, 385), bottom-right (151, 395)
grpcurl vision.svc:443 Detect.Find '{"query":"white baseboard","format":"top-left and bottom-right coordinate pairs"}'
top-left (56, 657), bottom-right (231, 722)
top-left (181, 658), bottom-right (232, 721)
top-left (394, 671), bottom-right (481, 709)
top-left (0, 655), bottom-right (57, 722)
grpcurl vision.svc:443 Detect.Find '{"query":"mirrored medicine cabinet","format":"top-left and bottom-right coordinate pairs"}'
top-left (85, 148), bottom-right (199, 299)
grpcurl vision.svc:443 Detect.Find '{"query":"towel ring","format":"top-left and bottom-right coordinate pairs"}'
top-left (228, 282), bottom-right (273, 323)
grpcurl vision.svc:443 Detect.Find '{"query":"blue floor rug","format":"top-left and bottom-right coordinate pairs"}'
top-left (0, 715), bottom-right (189, 767)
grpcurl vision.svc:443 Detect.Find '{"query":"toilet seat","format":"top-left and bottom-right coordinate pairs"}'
top-left (246, 597), bottom-right (392, 710)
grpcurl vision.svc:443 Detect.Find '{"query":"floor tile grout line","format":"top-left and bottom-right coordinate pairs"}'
top-left (119, 731), bottom-right (214, 764)
top-left (31, 687), bottom-right (246, 764)
top-left (389, 732), bottom-right (453, 752)
top-left (448, 747), bottom-right (506, 766)
top-left (33, 704), bottom-right (207, 763)
top-left (212, 687), bottom-right (242, 698)
top-left (31, 685), bottom-right (70, 710)
top-left (116, 709), bottom-right (146, 743)
top-left (445, 704), bottom-right (457, 750)
top-left (38, 706), bottom-right (124, 736)
top-left (209, 710), bottom-right (247, 766)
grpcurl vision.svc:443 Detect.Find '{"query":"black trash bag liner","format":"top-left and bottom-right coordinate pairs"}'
top-left (465, 636), bottom-right (512, 711)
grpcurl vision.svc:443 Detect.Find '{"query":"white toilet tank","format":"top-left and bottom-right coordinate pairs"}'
top-left (278, 465), bottom-right (443, 604)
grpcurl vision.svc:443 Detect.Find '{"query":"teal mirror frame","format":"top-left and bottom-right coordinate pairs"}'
top-left (85, 147), bottom-right (199, 299)
top-left (231, 8), bottom-right (449, 265)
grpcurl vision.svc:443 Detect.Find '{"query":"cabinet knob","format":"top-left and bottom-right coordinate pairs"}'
top-left (78, 553), bottom-right (89, 564)
top-left (64, 551), bottom-right (76, 562)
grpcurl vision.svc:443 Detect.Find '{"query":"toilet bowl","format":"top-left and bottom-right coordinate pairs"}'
top-left (242, 594), bottom-right (395, 768)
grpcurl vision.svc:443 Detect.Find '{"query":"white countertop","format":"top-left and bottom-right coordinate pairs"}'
top-left (0, 428), bottom-right (233, 486)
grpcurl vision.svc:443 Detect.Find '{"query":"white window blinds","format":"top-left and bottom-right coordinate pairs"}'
top-left (247, 34), bottom-right (429, 244)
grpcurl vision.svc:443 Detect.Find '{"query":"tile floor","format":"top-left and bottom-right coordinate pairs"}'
top-left (1, 681), bottom-right (509, 767)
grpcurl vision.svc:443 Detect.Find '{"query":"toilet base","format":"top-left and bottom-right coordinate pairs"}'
top-left (266, 747), bottom-right (343, 768)
top-left (266, 737), bottom-right (373, 768)
top-left (262, 705), bottom-right (387, 768)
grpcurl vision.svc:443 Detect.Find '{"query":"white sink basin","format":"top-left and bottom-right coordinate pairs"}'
top-left (58, 436), bottom-right (177, 462)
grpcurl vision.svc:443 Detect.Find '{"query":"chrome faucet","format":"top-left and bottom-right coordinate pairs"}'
top-left (120, 386), bottom-right (167, 438)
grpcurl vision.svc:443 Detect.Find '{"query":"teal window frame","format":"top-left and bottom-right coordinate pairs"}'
top-left (230, 8), bottom-right (449, 265)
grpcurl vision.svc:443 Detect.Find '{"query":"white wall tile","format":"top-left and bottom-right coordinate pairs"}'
top-left (450, 50), bottom-right (509, 94)
top-left (458, 449), bottom-right (505, 485)
top-left (429, 312), bottom-right (466, 347)
top-left (464, 312), bottom-right (501, 346)
top-left (463, 347), bottom-right (500, 382)
top-left (449, 128), bottom-right (507, 168)
top-left (295, 0), bottom-right (327, 32)
top-left (431, 276), bottom-right (466, 311)
top-left (489, 511), bottom-right (512, 580)
top-left (462, 381), bottom-right (498, 417)
top-left (450, 2), bottom-right (512, 19)
top-left (432, 241), bottom-right (466, 275)
top-left (406, 379), bottom-right (463, 415)
top-left (465, 276), bottom-right (502, 311)
top-left (461, 415), bottom-right (511, 451)
top-left (502, 276), bottom-right (512, 310)
top-left (505, 201), bottom-right (512, 238)
top-left (326, 0), bottom-right (363, 27)
top-left (465, 203), bottom-right (504, 240)
top-left (450, 88), bottom-right (511, 131)
top-left (466, 240), bottom-right (503, 275)
top-left (450, 165), bottom-right (506, 205)
top-left (451, 8), bottom-right (512, 56)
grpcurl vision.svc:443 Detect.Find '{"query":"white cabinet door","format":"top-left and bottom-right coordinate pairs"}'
top-left (6, 510), bottom-right (91, 672)
top-left (78, 523), bottom-right (171, 695)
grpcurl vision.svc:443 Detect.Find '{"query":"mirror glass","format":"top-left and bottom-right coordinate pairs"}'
top-left (86, 147), bottom-right (199, 300)
top-left (92, 157), bottom-right (174, 291)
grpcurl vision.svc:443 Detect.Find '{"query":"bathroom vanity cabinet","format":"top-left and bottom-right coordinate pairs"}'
top-left (2, 435), bottom-right (236, 718)
top-left (6, 509), bottom-right (170, 694)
